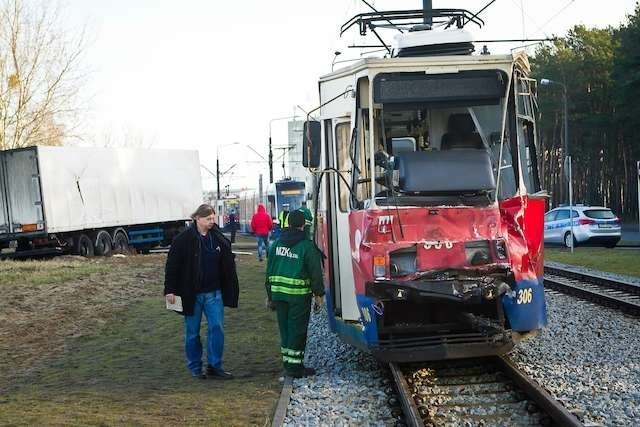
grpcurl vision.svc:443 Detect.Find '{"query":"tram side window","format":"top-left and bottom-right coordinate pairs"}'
top-left (351, 110), bottom-right (370, 208)
top-left (335, 122), bottom-right (352, 212)
top-left (517, 120), bottom-right (540, 193)
top-left (491, 133), bottom-right (518, 200)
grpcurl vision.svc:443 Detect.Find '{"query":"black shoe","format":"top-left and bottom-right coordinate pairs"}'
top-left (191, 372), bottom-right (206, 380)
top-left (289, 367), bottom-right (316, 378)
top-left (206, 365), bottom-right (233, 380)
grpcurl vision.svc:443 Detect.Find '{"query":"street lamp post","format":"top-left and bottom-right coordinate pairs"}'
top-left (541, 78), bottom-right (574, 252)
top-left (331, 51), bottom-right (342, 71)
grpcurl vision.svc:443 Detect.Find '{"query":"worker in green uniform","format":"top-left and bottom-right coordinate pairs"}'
top-left (278, 203), bottom-right (290, 229)
top-left (265, 210), bottom-right (324, 378)
top-left (298, 200), bottom-right (313, 239)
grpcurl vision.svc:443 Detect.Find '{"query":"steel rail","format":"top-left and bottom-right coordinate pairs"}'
top-left (392, 357), bottom-right (583, 426)
top-left (496, 356), bottom-right (583, 427)
top-left (544, 267), bottom-right (640, 316)
top-left (545, 266), bottom-right (640, 295)
top-left (389, 362), bottom-right (423, 427)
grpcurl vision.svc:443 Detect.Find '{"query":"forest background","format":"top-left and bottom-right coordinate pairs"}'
top-left (533, 3), bottom-right (640, 219)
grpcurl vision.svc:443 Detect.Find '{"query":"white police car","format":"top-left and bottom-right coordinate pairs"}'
top-left (544, 205), bottom-right (621, 248)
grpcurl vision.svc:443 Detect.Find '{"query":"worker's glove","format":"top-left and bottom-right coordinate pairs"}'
top-left (265, 297), bottom-right (276, 311)
top-left (313, 295), bottom-right (325, 313)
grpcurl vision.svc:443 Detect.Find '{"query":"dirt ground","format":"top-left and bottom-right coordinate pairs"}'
top-left (0, 254), bottom-right (163, 392)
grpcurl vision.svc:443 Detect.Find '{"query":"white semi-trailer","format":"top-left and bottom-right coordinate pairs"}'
top-left (0, 146), bottom-right (203, 257)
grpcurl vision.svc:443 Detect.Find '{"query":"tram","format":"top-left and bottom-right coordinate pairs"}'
top-left (235, 179), bottom-right (307, 234)
top-left (303, 7), bottom-right (548, 362)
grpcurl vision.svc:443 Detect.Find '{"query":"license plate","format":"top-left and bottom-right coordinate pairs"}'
top-left (598, 224), bottom-right (612, 229)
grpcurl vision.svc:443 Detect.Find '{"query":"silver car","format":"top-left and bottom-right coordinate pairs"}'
top-left (544, 205), bottom-right (621, 248)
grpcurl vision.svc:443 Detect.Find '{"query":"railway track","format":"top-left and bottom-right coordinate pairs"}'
top-left (544, 266), bottom-right (640, 315)
top-left (390, 356), bottom-right (582, 426)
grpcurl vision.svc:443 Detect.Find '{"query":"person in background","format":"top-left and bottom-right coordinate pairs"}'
top-left (250, 203), bottom-right (273, 262)
top-left (298, 200), bottom-right (313, 239)
top-left (228, 209), bottom-right (238, 243)
top-left (164, 203), bottom-right (239, 380)
top-left (278, 203), bottom-right (290, 229)
top-left (265, 210), bottom-right (324, 378)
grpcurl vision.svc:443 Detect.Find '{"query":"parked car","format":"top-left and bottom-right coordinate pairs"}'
top-left (544, 205), bottom-right (621, 248)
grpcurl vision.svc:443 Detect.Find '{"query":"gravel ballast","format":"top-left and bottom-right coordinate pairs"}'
top-left (511, 291), bottom-right (640, 426)
top-left (282, 269), bottom-right (640, 426)
top-left (283, 309), bottom-right (397, 426)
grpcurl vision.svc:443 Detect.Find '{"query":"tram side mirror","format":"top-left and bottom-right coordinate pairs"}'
top-left (303, 120), bottom-right (321, 168)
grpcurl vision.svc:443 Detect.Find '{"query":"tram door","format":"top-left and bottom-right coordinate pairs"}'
top-left (326, 118), bottom-right (359, 321)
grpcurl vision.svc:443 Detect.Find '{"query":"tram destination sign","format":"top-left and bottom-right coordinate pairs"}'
top-left (373, 70), bottom-right (506, 105)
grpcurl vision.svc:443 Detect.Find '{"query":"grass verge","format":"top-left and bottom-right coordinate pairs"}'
top-left (545, 247), bottom-right (640, 278)
top-left (0, 252), bottom-right (282, 425)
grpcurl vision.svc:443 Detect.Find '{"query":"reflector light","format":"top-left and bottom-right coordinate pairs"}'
top-left (394, 289), bottom-right (407, 300)
top-left (373, 255), bottom-right (386, 278)
top-left (578, 218), bottom-right (595, 225)
top-left (21, 224), bottom-right (38, 232)
top-left (495, 239), bottom-right (507, 260)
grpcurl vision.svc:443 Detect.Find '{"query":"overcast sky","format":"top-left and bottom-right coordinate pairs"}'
top-left (63, 0), bottom-right (638, 191)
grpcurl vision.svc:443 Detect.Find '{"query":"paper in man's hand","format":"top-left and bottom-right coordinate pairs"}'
top-left (166, 295), bottom-right (183, 312)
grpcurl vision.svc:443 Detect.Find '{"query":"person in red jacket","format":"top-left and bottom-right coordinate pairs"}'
top-left (250, 203), bottom-right (273, 262)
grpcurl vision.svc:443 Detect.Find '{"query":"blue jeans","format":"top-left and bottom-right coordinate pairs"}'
top-left (184, 291), bottom-right (224, 375)
top-left (256, 235), bottom-right (269, 260)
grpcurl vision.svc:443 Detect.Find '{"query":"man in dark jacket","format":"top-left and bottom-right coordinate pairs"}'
top-left (228, 209), bottom-right (239, 243)
top-left (265, 210), bottom-right (324, 378)
top-left (164, 203), bottom-right (239, 379)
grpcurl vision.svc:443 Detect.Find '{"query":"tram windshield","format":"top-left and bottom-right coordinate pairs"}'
top-left (341, 70), bottom-right (539, 209)
top-left (358, 103), bottom-right (508, 207)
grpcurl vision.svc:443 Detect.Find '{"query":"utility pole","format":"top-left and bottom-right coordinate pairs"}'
top-left (541, 78), bottom-right (573, 251)
top-left (269, 115), bottom-right (300, 183)
top-left (562, 85), bottom-right (574, 253)
top-left (216, 155), bottom-right (221, 200)
top-left (259, 173), bottom-right (264, 206)
top-left (269, 136), bottom-right (273, 184)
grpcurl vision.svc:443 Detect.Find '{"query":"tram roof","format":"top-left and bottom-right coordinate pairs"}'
top-left (319, 52), bottom-right (529, 83)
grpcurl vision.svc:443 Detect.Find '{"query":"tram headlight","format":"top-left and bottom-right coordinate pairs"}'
top-left (373, 255), bottom-right (386, 278)
top-left (465, 240), bottom-right (491, 266)
top-left (495, 239), bottom-right (508, 260)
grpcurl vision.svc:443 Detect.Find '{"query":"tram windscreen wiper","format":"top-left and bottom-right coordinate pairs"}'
top-left (455, 191), bottom-right (493, 204)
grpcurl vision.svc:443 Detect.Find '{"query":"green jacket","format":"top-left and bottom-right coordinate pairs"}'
top-left (265, 228), bottom-right (324, 302)
top-left (298, 206), bottom-right (313, 239)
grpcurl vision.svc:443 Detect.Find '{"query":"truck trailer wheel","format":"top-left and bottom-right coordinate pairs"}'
top-left (74, 234), bottom-right (94, 257)
top-left (112, 230), bottom-right (130, 254)
top-left (93, 230), bottom-right (113, 257)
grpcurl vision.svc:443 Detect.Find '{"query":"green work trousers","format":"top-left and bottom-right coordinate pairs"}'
top-left (274, 296), bottom-right (311, 375)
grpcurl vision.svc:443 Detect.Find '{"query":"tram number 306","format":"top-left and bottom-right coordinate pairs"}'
top-left (516, 288), bottom-right (533, 304)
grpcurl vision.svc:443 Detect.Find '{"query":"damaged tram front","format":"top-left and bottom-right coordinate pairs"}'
top-left (304, 36), bottom-right (547, 362)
